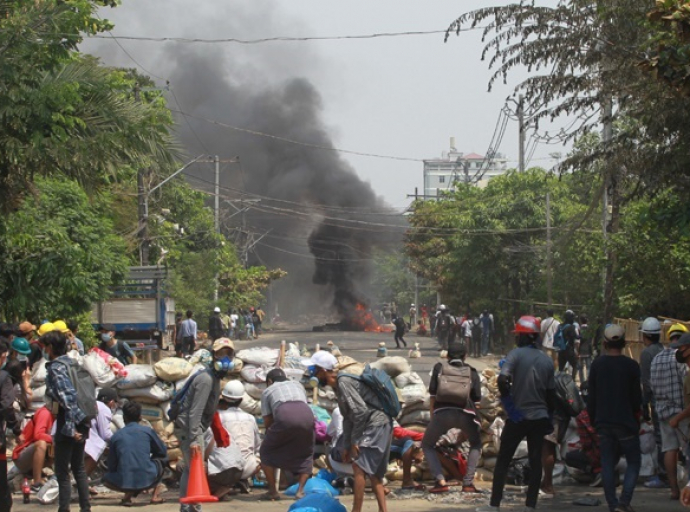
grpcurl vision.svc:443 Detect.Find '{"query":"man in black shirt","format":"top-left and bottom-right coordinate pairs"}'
top-left (558, 310), bottom-right (579, 380)
top-left (208, 308), bottom-right (225, 341)
top-left (588, 324), bottom-right (642, 512)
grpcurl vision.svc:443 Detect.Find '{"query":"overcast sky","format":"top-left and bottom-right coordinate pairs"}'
top-left (84, 0), bottom-right (565, 210)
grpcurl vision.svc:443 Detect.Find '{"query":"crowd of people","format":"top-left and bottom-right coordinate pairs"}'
top-left (0, 310), bottom-right (689, 512)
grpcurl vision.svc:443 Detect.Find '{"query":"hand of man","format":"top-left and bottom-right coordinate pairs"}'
top-left (342, 449), bottom-right (350, 463)
top-left (350, 444), bottom-right (360, 460)
top-left (670, 415), bottom-right (680, 429)
top-left (73, 432), bottom-right (83, 442)
top-left (681, 485), bottom-right (690, 506)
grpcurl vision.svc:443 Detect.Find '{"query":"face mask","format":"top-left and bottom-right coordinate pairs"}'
top-left (101, 333), bottom-right (112, 343)
top-left (213, 356), bottom-right (235, 373)
top-left (676, 349), bottom-right (687, 364)
top-left (17, 355), bottom-right (28, 363)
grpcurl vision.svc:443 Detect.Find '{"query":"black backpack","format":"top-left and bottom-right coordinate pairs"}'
top-left (554, 372), bottom-right (585, 417)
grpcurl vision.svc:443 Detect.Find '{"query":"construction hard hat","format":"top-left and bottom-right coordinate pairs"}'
top-left (640, 317), bottom-right (662, 335)
top-left (221, 380), bottom-right (245, 401)
top-left (52, 320), bottom-right (69, 333)
top-left (11, 337), bottom-right (31, 356)
top-left (668, 323), bottom-right (689, 340)
top-left (439, 304), bottom-right (447, 311)
top-left (37, 322), bottom-right (56, 337)
top-left (514, 315), bottom-right (541, 335)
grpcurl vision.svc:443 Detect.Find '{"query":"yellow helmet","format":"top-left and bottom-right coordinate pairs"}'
top-left (37, 322), bottom-right (56, 336)
top-left (52, 320), bottom-right (69, 333)
top-left (668, 323), bottom-right (689, 340)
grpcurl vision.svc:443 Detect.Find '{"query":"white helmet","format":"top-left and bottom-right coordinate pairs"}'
top-left (439, 304), bottom-right (447, 311)
top-left (640, 317), bottom-right (661, 335)
top-left (221, 380), bottom-right (245, 401)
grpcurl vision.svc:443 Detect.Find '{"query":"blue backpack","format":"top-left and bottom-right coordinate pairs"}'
top-left (340, 364), bottom-right (401, 419)
top-left (553, 324), bottom-right (570, 352)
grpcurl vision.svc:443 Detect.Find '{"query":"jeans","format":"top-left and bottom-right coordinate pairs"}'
top-left (598, 426), bottom-right (641, 511)
top-left (54, 430), bottom-right (90, 512)
top-left (175, 428), bottom-right (205, 508)
top-left (490, 417), bottom-right (551, 509)
top-left (422, 409), bottom-right (481, 485)
top-left (481, 331), bottom-right (491, 356)
top-left (0, 456), bottom-right (11, 512)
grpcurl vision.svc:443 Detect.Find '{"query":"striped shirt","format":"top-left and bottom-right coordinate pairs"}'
top-left (260, 380), bottom-right (307, 417)
top-left (650, 348), bottom-right (688, 420)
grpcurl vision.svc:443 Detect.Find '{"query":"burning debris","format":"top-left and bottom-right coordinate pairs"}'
top-left (312, 304), bottom-right (393, 333)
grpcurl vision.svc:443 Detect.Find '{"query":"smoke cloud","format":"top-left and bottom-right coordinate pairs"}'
top-left (83, 0), bottom-right (404, 319)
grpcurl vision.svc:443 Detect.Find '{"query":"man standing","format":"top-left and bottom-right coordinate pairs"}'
top-left (175, 338), bottom-right (234, 512)
top-left (480, 310), bottom-right (494, 356)
top-left (477, 316), bottom-right (556, 512)
top-left (540, 309), bottom-right (560, 369)
top-left (311, 352), bottom-right (392, 512)
top-left (650, 326), bottom-right (688, 501)
top-left (176, 311), bottom-right (197, 357)
top-left (668, 333), bottom-right (690, 507)
top-left (0, 337), bottom-right (21, 512)
top-left (208, 308), bottom-right (224, 342)
top-left (436, 305), bottom-right (451, 351)
top-left (588, 325), bottom-right (642, 512)
top-left (393, 314), bottom-right (407, 349)
top-left (409, 303), bottom-right (416, 327)
top-left (43, 331), bottom-right (92, 512)
top-left (98, 324), bottom-right (137, 365)
top-left (559, 310), bottom-right (579, 380)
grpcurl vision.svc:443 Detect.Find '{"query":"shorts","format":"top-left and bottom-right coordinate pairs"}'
top-left (660, 418), bottom-right (690, 453)
top-left (14, 443), bottom-right (38, 474)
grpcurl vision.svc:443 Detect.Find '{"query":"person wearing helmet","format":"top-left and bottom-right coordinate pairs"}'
top-left (206, 381), bottom-right (260, 499)
top-left (587, 325), bottom-right (642, 512)
top-left (477, 316), bottom-right (556, 512)
top-left (409, 304), bottom-right (416, 327)
top-left (650, 324), bottom-right (689, 501)
top-left (638, 317), bottom-right (668, 489)
top-left (436, 305), bottom-right (452, 351)
top-left (558, 310), bottom-right (580, 380)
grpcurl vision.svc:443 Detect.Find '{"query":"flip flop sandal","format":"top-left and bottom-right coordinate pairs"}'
top-left (429, 485), bottom-right (450, 494)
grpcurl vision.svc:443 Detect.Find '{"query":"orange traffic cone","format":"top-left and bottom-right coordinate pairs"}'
top-left (180, 446), bottom-right (219, 504)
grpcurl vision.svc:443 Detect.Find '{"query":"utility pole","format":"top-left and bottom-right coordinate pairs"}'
top-left (134, 83), bottom-right (150, 266)
top-left (602, 97), bottom-right (615, 322)
top-left (518, 94), bottom-right (526, 173)
top-left (464, 160), bottom-right (470, 184)
top-left (546, 191), bottom-right (553, 306)
top-left (214, 155), bottom-right (220, 302)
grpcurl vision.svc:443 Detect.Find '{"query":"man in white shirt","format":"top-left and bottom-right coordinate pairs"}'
top-left (205, 381), bottom-right (261, 499)
top-left (540, 309), bottom-right (560, 369)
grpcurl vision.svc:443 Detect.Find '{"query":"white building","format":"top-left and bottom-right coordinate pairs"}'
top-left (423, 138), bottom-right (508, 198)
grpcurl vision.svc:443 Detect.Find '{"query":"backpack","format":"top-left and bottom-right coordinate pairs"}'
top-left (552, 323), bottom-right (570, 352)
top-left (339, 364), bottom-right (401, 419)
top-left (167, 369), bottom-right (207, 421)
top-left (52, 358), bottom-right (98, 422)
top-left (554, 372), bottom-right (585, 417)
top-left (435, 362), bottom-right (472, 407)
top-left (439, 315), bottom-right (451, 333)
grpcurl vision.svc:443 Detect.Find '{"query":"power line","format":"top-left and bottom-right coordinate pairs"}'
top-left (80, 27), bottom-right (489, 45)
top-left (171, 109), bottom-right (423, 163)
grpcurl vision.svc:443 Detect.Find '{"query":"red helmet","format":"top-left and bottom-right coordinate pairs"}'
top-left (514, 315), bottom-right (541, 334)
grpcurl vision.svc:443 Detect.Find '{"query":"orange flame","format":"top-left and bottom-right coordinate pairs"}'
top-left (352, 304), bottom-right (393, 332)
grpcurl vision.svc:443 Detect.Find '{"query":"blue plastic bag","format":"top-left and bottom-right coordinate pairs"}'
top-left (288, 494), bottom-right (346, 512)
top-left (284, 478), bottom-right (340, 497)
top-left (316, 468), bottom-right (337, 483)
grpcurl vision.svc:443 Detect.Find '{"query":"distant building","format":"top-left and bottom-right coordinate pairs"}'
top-left (422, 138), bottom-right (508, 198)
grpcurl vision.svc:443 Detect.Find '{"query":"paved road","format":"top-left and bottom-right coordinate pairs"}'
top-left (231, 327), bottom-right (504, 385)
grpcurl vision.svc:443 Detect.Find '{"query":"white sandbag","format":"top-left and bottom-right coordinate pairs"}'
top-left (244, 382), bottom-right (267, 401)
top-left (394, 372), bottom-right (423, 388)
top-left (239, 393), bottom-right (262, 416)
top-left (31, 359), bottom-right (47, 386)
top-left (399, 383), bottom-right (427, 404)
top-left (116, 365), bottom-right (158, 390)
top-left (137, 404), bottom-right (164, 422)
top-left (174, 364), bottom-right (206, 391)
top-left (154, 357), bottom-right (194, 382)
top-left (370, 356), bottom-right (411, 378)
top-left (119, 381), bottom-right (174, 404)
top-left (32, 385), bottom-right (46, 403)
top-left (401, 398), bottom-right (429, 414)
top-left (398, 409), bottom-right (430, 426)
top-left (235, 347), bottom-right (279, 367)
top-left (189, 349), bottom-right (213, 366)
top-left (240, 365), bottom-right (269, 383)
top-left (83, 351), bottom-right (119, 388)
top-left (284, 367), bottom-right (306, 382)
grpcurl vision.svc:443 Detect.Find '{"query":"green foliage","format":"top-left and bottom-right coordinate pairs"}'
top-left (0, 177), bottom-right (128, 321)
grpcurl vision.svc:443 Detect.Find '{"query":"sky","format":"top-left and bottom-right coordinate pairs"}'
top-left (83, 0), bottom-right (566, 211)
